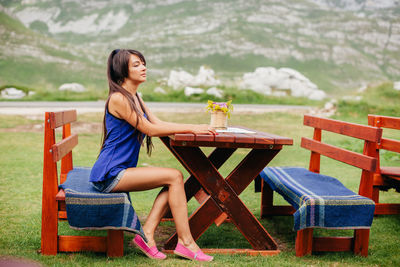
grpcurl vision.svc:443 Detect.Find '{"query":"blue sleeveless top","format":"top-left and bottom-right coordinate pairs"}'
top-left (89, 109), bottom-right (145, 182)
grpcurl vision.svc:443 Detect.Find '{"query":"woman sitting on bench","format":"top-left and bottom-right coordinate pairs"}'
top-left (90, 49), bottom-right (215, 262)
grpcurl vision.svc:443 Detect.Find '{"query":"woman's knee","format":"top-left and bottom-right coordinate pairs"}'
top-left (167, 169), bottom-right (183, 186)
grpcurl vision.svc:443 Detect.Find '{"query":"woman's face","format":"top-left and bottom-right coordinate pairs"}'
top-left (126, 54), bottom-right (146, 84)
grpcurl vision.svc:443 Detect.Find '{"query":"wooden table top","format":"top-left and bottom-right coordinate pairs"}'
top-left (167, 127), bottom-right (293, 148)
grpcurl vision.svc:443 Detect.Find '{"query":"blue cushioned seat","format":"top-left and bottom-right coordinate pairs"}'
top-left (260, 167), bottom-right (375, 231)
top-left (59, 167), bottom-right (146, 240)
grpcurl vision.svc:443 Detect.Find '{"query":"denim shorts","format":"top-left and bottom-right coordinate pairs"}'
top-left (92, 170), bottom-right (126, 193)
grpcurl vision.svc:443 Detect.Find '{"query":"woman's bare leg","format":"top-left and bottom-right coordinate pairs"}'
top-left (111, 167), bottom-right (200, 251)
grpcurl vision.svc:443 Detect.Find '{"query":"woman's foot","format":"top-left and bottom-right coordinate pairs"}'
top-left (132, 235), bottom-right (166, 260)
top-left (174, 243), bottom-right (213, 262)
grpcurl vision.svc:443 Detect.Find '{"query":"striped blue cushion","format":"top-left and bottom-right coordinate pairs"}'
top-left (260, 167), bottom-right (375, 231)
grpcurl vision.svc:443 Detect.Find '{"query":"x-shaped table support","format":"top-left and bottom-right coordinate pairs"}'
top-left (160, 137), bottom-right (282, 253)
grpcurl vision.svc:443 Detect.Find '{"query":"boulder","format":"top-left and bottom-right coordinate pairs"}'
top-left (1, 87), bottom-right (26, 99)
top-left (206, 87), bottom-right (223, 98)
top-left (154, 87), bottom-right (166, 94)
top-left (58, 83), bottom-right (86, 92)
top-left (184, 87), bottom-right (204, 97)
top-left (394, 81), bottom-right (400, 91)
top-left (168, 66), bottom-right (220, 89)
top-left (241, 67), bottom-right (326, 100)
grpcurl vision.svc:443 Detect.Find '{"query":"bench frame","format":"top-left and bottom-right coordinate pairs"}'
top-left (368, 114), bottom-right (400, 215)
top-left (260, 114), bottom-right (382, 256)
top-left (41, 110), bottom-right (124, 257)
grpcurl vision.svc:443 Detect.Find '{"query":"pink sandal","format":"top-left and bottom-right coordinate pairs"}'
top-left (132, 235), bottom-right (166, 260)
top-left (174, 243), bottom-right (213, 262)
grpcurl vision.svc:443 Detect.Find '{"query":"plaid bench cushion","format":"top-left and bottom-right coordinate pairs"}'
top-left (59, 167), bottom-right (146, 240)
top-left (260, 167), bottom-right (375, 231)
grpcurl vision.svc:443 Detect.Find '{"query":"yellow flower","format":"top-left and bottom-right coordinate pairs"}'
top-left (206, 100), bottom-right (233, 118)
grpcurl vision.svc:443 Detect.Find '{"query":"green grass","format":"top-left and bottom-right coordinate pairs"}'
top-left (334, 82), bottom-right (400, 121)
top-left (1, 108), bottom-right (400, 266)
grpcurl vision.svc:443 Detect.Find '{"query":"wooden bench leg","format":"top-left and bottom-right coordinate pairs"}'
top-left (354, 229), bottom-right (369, 257)
top-left (261, 180), bottom-right (274, 218)
top-left (107, 230), bottom-right (124, 257)
top-left (295, 228), bottom-right (313, 257)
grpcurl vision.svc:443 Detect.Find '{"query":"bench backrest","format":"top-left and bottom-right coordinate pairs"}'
top-left (302, 115), bottom-right (382, 198)
top-left (368, 115), bottom-right (400, 169)
top-left (43, 110), bottom-right (78, 195)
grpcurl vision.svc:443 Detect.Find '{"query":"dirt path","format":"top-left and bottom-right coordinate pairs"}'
top-left (0, 101), bottom-right (315, 133)
top-left (0, 101), bottom-right (312, 115)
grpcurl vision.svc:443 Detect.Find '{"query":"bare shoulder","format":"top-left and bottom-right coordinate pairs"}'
top-left (109, 93), bottom-right (130, 118)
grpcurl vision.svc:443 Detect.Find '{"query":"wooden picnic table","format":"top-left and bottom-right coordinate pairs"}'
top-left (160, 127), bottom-right (293, 255)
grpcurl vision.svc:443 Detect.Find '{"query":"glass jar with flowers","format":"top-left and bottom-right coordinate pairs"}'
top-left (206, 100), bottom-right (233, 129)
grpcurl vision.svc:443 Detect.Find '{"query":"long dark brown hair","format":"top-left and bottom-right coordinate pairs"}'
top-left (100, 49), bottom-right (153, 155)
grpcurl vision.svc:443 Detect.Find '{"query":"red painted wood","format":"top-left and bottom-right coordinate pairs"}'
top-left (42, 109), bottom-right (124, 257)
top-left (312, 237), bottom-right (353, 252)
top-left (194, 133), bottom-right (215, 142)
top-left (166, 146), bottom-right (280, 250)
top-left (61, 124), bottom-right (73, 184)
top-left (214, 133), bottom-right (235, 143)
top-left (58, 201), bottom-right (66, 211)
top-left (260, 115), bottom-right (381, 257)
top-left (380, 166), bottom-right (400, 177)
top-left (58, 236), bottom-right (107, 252)
top-left (41, 112), bottom-right (59, 255)
top-left (358, 141), bottom-right (377, 198)
top-left (295, 228), bottom-right (313, 256)
top-left (58, 211), bottom-right (67, 220)
top-left (369, 114), bottom-right (400, 130)
top-left (226, 149), bottom-right (280, 194)
top-left (162, 128), bottom-right (292, 253)
top-left (380, 138), bottom-right (400, 153)
top-left (354, 229), bottom-right (369, 257)
top-left (234, 133), bottom-right (255, 144)
top-left (301, 137), bottom-right (377, 171)
top-left (164, 195), bottom-right (220, 249)
top-left (107, 230), bottom-right (124, 257)
top-left (163, 248), bottom-right (280, 255)
top-left (55, 189), bottom-right (65, 201)
top-left (169, 139), bottom-right (283, 149)
top-left (49, 110), bottom-right (77, 129)
top-left (170, 133), bottom-right (195, 141)
top-left (159, 138), bottom-right (236, 219)
top-left (214, 212), bottom-right (229, 226)
top-left (256, 131), bottom-right (293, 145)
top-left (51, 134), bottom-right (78, 162)
top-left (309, 128), bottom-right (321, 173)
top-left (375, 203), bottom-right (400, 214)
top-left (304, 114), bottom-right (382, 142)
top-left (254, 133), bottom-right (275, 145)
top-left (368, 114), bottom-right (400, 215)
top-left (260, 180), bottom-right (274, 218)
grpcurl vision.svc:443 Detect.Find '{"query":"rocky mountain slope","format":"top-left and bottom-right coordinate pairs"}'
top-left (1, 0), bottom-right (399, 93)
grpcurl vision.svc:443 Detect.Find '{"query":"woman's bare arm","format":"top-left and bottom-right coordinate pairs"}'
top-left (109, 93), bottom-right (214, 137)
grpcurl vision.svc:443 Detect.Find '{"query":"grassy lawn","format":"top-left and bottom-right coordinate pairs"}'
top-left (1, 110), bottom-right (400, 267)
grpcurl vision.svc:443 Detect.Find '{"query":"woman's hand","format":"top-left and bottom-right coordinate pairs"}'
top-left (191, 124), bottom-right (217, 135)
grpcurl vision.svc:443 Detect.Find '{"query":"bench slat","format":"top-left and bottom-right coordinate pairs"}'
top-left (380, 138), bottom-right (400, 153)
top-left (301, 137), bottom-right (377, 171)
top-left (58, 235), bottom-right (106, 252)
top-left (304, 115), bottom-right (381, 142)
top-left (49, 110), bottom-right (77, 129)
top-left (369, 114), bottom-right (400, 130)
top-left (51, 134), bottom-right (78, 162)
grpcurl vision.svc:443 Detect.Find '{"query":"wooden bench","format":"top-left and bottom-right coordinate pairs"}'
top-left (41, 110), bottom-right (124, 257)
top-left (368, 114), bottom-right (400, 215)
top-left (258, 114), bottom-right (382, 257)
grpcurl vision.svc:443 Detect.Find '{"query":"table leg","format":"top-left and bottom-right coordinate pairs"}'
top-left (161, 136), bottom-right (235, 216)
top-left (164, 146), bottom-right (281, 251)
